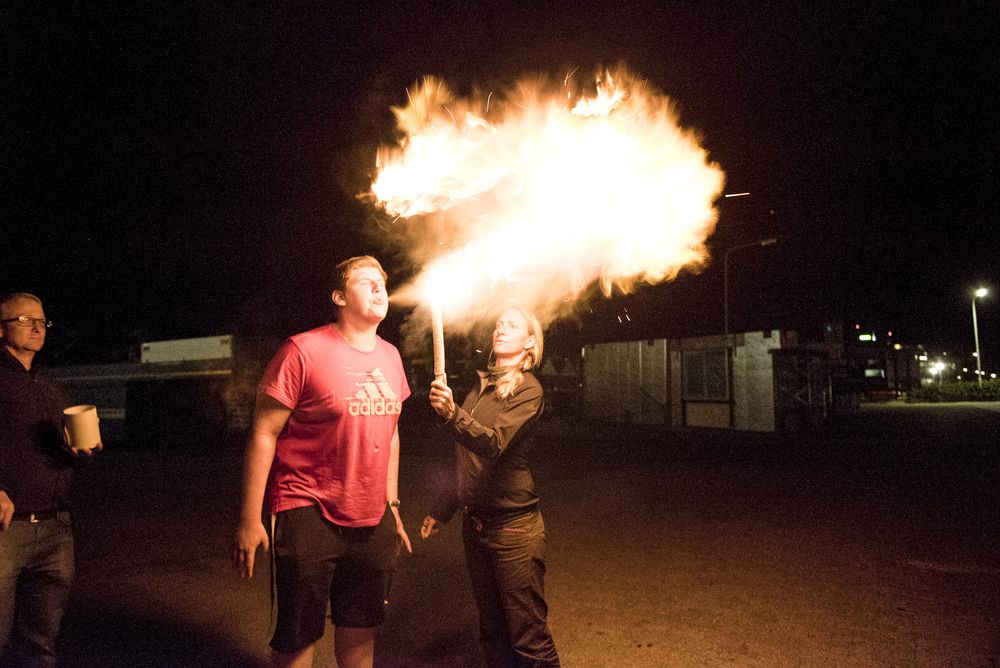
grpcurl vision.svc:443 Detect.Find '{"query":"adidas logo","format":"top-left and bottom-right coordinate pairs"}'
top-left (347, 368), bottom-right (403, 417)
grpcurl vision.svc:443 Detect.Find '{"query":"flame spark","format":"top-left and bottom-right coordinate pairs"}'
top-left (367, 68), bottom-right (725, 330)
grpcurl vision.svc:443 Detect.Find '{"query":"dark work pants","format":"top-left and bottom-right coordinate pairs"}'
top-left (0, 512), bottom-right (75, 668)
top-left (462, 509), bottom-right (560, 668)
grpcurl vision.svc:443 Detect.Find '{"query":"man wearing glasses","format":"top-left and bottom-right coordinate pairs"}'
top-left (0, 292), bottom-right (97, 667)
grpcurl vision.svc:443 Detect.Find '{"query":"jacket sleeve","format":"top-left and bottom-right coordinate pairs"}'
top-left (442, 381), bottom-right (544, 460)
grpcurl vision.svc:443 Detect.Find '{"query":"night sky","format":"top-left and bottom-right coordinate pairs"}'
top-left (4, 3), bottom-right (999, 365)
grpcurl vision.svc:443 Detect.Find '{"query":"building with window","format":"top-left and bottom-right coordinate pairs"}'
top-left (580, 330), bottom-right (831, 432)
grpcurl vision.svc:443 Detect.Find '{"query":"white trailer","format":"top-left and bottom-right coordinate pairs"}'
top-left (140, 335), bottom-right (233, 364)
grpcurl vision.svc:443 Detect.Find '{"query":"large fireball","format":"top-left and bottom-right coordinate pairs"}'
top-left (368, 68), bottom-right (725, 330)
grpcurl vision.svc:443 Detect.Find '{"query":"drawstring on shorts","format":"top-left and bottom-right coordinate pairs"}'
top-left (268, 513), bottom-right (277, 628)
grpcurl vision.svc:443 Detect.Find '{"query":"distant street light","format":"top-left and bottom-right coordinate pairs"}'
top-left (724, 238), bottom-right (778, 336)
top-left (972, 287), bottom-right (988, 387)
top-left (932, 361), bottom-right (946, 386)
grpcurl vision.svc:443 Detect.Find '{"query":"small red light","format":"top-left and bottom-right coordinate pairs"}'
top-left (854, 323), bottom-right (861, 330)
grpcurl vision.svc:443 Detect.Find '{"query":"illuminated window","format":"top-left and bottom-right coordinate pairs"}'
top-left (683, 349), bottom-right (729, 402)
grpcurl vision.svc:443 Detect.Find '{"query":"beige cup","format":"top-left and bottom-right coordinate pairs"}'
top-left (63, 405), bottom-right (102, 452)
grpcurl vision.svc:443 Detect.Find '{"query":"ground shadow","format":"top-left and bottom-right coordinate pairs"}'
top-left (58, 605), bottom-right (263, 668)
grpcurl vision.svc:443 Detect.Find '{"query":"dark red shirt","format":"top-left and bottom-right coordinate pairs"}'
top-left (0, 348), bottom-right (76, 512)
top-left (259, 325), bottom-right (410, 527)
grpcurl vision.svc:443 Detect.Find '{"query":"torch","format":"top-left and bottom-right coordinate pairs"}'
top-left (368, 69), bottom-right (726, 359)
top-left (431, 301), bottom-right (446, 383)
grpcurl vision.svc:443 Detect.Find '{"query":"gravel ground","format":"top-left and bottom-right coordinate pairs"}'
top-left (57, 402), bottom-right (1000, 667)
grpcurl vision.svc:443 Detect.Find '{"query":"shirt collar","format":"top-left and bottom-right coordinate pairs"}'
top-left (1, 347), bottom-right (33, 373)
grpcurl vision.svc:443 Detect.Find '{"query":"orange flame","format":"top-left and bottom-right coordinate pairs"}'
top-left (368, 68), bottom-right (725, 330)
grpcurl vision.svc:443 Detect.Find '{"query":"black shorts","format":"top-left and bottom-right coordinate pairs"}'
top-left (270, 504), bottom-right (399, 654)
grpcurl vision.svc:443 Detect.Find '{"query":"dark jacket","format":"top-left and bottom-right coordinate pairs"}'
top-left (0, 348), bottom-right (76, 512)
top-left (431, 369), bottom-right (544, 522)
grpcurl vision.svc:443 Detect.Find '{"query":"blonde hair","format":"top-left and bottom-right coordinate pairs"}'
top-left (329, 255), bottom-right (387, 320)
top-left (491, 308), bottom-right (544, 400)
top-left (329, 255), bottom-right (386, 293)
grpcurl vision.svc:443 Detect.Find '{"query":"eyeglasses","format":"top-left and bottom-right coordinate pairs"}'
top-left (0, 316), bottom-right (53, 329)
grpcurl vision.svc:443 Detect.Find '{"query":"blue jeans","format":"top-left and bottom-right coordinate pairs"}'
top-left (462, 509), bottom-right (560, 668)
top-left (0, 512), bottom-right (74, 668)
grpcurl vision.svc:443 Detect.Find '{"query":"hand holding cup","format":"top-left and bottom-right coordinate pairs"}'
top-left (63, 405), bottom-right (104, 456)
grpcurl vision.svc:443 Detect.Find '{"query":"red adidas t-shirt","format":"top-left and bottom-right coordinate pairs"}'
top-left (260, 324), bottom-right (410, 526)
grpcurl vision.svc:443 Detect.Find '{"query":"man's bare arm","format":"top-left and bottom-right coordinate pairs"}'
top-left (387, 425), bottom-right (411, 553)
top-left (232, 394), bottom-right (292, 578)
